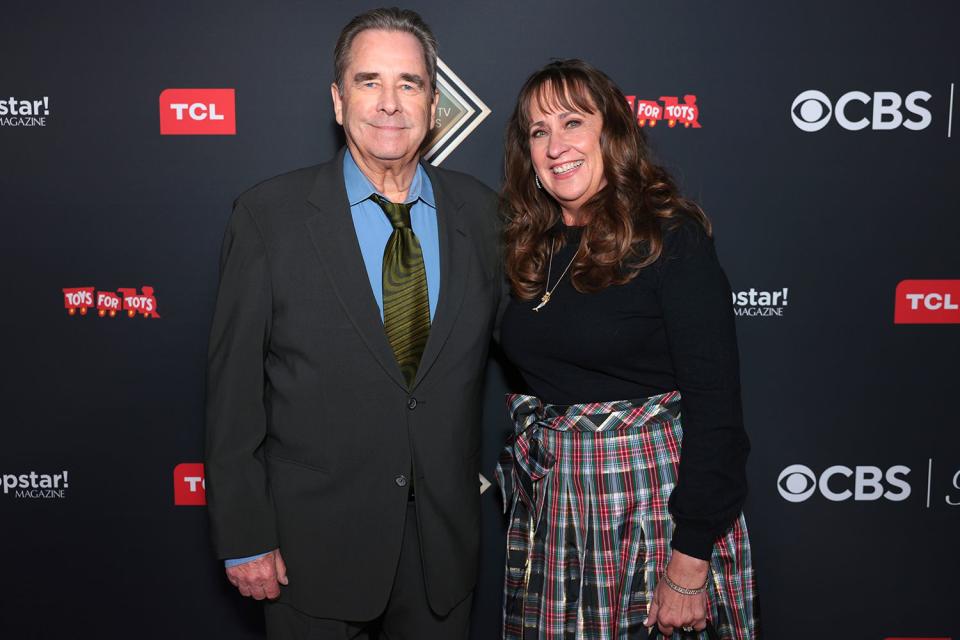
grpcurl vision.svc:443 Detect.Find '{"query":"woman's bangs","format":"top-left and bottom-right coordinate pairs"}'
top-left (523, 76), bottom-right (597, 128)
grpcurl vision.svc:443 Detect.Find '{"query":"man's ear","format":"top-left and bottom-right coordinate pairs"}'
top-left (429, 88), bottom-right (439, 129)
top-left (331, 82), bottom-right (344, 125)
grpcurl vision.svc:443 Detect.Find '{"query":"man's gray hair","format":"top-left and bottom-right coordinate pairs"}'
top-left (334, 7), bottom-right (439, 94)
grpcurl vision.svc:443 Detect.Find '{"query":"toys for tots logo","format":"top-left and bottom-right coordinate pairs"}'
top-left (2, 470), bottom-right (69, 499)
top-left (625, 94), bottom-right (701, 128)
top-left (0, 96), bottom-right (50, 127)
top-left (62, 286), bottom-right (160, 318)
top-left (732, 287), bottom-right (789, 317)
top-left (159, 88), bottom-right (236, 135)
top-left (894, 280), bottom-right (960, 324)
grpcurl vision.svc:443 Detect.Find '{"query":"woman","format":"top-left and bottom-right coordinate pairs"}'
top-left (495, 59), bottom-right (759, 639)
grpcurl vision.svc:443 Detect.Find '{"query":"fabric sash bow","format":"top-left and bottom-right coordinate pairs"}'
top-left (495, 391), bottom-right (681, 518)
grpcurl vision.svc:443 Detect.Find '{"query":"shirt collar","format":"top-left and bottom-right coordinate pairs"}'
top-left (343, 148), bottom-right (435, 209)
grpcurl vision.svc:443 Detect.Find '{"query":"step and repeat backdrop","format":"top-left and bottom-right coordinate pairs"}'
top-left (2, 1), bottom-right (958, 638)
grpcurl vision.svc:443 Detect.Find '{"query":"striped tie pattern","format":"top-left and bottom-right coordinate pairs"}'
top-left (371, 194), bottom-right (431, 388)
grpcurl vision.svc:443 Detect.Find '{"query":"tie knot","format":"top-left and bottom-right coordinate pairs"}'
top-left (371, 194), bottom-right (413, 229)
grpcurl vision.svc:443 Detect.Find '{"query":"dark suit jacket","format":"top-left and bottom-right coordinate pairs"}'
top-left (204, 148), bottom-right (501, 619)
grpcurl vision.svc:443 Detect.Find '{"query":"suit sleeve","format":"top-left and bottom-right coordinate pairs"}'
top-left (660, 222), bottom-right (750, 561)
top-left (489, 190), bottom-right (511, 345)
top-left (204, 199), bottom-right (279, 559)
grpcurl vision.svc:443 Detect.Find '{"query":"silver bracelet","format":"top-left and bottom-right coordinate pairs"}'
top-left (661, 571), bottom-right (708, 596)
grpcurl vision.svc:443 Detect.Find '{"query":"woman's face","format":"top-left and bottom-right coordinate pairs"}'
top-left (526, 88), bottom-right (606, 224)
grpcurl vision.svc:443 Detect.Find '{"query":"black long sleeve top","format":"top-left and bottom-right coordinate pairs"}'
top-left (499, 218), bottom-right (750, 560)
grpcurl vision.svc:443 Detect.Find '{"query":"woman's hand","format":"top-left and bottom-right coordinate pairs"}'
top-left (645, 550), bottom-right (710, 636)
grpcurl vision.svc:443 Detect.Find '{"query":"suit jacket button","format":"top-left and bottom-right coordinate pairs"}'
top-left (395, 474), bottom-right (408, 487)
top-left (407, 397), bottom-right (417, 410)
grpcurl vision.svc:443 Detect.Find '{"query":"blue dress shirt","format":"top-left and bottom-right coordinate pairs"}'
top-left (342, 150), bottom-right (440, 322)
top-left (224, 150), bottom-right (441, 568)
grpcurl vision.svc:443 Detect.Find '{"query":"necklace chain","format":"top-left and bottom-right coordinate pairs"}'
top-left (532, 240), bottom-right (579, 312)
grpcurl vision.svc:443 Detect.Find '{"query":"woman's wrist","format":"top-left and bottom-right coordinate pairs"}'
top-left (665, 550), bottom-right (710, 590)
top-left (661, 569), bottom-right (708, 596)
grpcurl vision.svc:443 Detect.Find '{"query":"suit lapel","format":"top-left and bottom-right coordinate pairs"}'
top-left (412, 164), bottom-right (471, 389)
top-left (304, 149), bottom-right (407, 389)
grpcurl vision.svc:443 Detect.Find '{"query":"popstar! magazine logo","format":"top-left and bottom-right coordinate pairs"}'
top-left (63, 286), bottom-right (160, 318)
top-left (732, 288), bottom-right (789, 317)
top-left (625, 95), bottom-right (702, 128)
top-left (2, 470), bottom-right (70, 499)
top-left (0, 96), bottom-right (50, 127)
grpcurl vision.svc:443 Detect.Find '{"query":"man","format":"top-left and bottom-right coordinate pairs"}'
top-left (204, 8), bottom-right (501, 638)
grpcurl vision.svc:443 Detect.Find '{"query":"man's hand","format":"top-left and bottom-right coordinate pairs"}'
top-left (645, 550), bottom-right (709, 636)
top-left (225, 549), bottom-right (289, 600)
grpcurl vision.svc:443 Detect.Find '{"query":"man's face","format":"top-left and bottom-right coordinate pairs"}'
top-left (331, 29), bottom-right (438, 167)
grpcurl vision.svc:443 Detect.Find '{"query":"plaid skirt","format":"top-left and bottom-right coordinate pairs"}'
top-left (496, 391), bottom-right (758, 640)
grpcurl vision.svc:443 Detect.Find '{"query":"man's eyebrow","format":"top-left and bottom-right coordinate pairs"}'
top-left (399, 73), bottom-right (425, 88)
top-left (353, 72), bottom-right (380, 83)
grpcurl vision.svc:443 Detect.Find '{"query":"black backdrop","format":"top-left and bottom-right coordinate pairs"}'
top-left (2, 1), bottom-right (958, 638)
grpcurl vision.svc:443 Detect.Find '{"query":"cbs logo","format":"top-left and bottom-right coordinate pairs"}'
top-left (777, 464), bottom-right (911, 503)
top-left (791, 89), bottom-right (932, 132)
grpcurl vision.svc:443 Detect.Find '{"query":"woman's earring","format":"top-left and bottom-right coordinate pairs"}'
top-left (535, 174), bottom-right (543, 190)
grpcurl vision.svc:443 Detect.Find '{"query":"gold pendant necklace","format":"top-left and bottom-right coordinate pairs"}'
top-left (533, 242), bottom-right (579, 312)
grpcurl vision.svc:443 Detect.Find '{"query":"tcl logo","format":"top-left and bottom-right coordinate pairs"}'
top-left (778, 464), bottom-right (911, 503)
top-left (159, 88), bottom-right (236, 135)
top-left (894, 280), bottom-right (960, 324)
top-left (173, 463), bottom-right (206, 505)
top-left (791, 89), bottom-right (931, 132)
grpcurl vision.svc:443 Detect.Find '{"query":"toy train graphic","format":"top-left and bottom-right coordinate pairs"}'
top-left (62, 286), bottom-right (160, 318)
top-left (625, 95), bottom-right (702, 128)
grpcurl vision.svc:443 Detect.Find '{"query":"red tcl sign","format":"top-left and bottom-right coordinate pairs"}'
top-left (894, 280), bottom-right (960, 324)
top-left (173, 463), bottom-right (206, 505)
top-left (159, 88), bottom-right (235, 135)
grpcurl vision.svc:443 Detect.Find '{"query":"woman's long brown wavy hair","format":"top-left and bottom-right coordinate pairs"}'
top-left (503, 59), bottom-right (711, 299)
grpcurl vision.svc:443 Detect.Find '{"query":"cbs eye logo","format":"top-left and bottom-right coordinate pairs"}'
top-left (791, 91), bottom-right (833, 132)
top-left (791, 89), bottom-right (932, 132)
top-left (777, 464), bottom-right (817, 503)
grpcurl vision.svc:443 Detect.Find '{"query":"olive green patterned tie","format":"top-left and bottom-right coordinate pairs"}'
top-left (371, 194), bottom-right (431, 388)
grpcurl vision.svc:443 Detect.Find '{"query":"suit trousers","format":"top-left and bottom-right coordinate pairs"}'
top-left (264, 502), bottom-right (472, 640)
